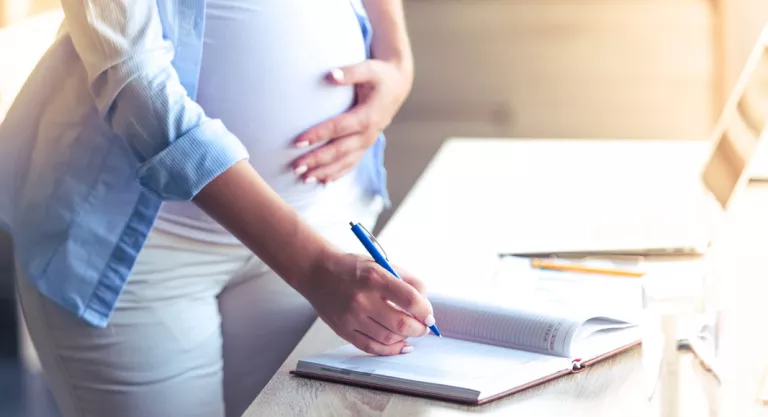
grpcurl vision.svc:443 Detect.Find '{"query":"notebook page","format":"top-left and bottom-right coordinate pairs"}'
top-left (297, 336), bottom-right (570, 400)
top-left (571, 325), bottom-right (642, 362)
top-left (430, 293), bottom-right (584, 357)
top-left (574, 317), bottom-right (636, 340)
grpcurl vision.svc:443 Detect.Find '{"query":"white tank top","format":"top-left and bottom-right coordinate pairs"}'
top-left (154, 0), bottom-right (367, 243)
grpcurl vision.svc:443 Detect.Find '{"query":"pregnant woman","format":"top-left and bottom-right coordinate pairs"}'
top-left (0, 1), bottom-right (434, 416)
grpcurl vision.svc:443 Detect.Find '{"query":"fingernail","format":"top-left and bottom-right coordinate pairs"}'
top-left (424, 315), bottom-right (435, 327)
top-left (400, 345), bottom-right (414, 354)
top-left (295, 141), bottom-right (310, 148)
top-left (304, 176), bottom-right (317, 184)
top-left (331, 68), bottom-right (344, 82)
top-left (294, 165), bottom-right (308, 175)
top-left (426, 299), bottom-right (433, 312)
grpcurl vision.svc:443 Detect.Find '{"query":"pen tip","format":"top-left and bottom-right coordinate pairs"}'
top-left (438, 335), bottom-right (443, 339)
top-left (349, 221), bottom-right (355, 227)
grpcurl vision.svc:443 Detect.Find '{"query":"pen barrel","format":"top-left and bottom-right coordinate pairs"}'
top-left (350, 223), bottom-right (401, 279)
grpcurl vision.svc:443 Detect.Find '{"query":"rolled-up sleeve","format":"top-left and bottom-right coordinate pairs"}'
top-left (61, 0), bottom-right (248, 201)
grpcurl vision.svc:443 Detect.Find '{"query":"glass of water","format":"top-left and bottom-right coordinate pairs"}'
top-left (641, 266), bottom-right (707, 417)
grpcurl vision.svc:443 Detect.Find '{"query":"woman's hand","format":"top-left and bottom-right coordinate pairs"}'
top-left (296, 249), bottom-right (433, 355)
top-left (291, 59), bottom-right (412, 184)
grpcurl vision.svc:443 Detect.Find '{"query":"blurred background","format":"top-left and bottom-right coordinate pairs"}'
top-left (1, 0), bottom-right (767, 416)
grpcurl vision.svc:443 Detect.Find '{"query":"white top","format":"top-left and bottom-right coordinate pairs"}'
top-left (154, 0), bottom-right (368, 243)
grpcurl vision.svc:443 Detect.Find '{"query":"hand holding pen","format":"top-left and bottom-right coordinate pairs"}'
top-left (297, 242), bottom-right (436, 356)
top-left (293, 220), bottom-right (436, 356)
top-left (350, 222), bottom-right (442, 339)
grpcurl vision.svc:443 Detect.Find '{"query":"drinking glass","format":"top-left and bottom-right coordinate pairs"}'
top-left (641, 268), bottom-right (707, 417)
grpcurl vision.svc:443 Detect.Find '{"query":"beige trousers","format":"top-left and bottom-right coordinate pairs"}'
top-left (16, 189), bottom-right (383, 417)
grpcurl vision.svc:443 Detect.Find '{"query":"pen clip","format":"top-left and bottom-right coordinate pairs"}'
top-left (359, 223), bottom-right (389, 261)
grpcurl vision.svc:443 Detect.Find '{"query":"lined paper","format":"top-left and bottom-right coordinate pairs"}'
top-left (430, 294), bottom-right (582, 356)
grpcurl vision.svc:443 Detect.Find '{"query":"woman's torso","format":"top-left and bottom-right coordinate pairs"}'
top-left (0, 0), bottom-right (385, 325)
top-left (155, 0), bottom-right (368, 242)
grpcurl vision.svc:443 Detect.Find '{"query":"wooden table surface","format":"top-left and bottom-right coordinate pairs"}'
top-left (243, 138), bottom-right (768, 417)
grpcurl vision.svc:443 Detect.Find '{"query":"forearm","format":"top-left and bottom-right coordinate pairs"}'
top-left (361, 0), bottom-right (413, 81)
top-left (193, 161), bottom-right (336, 288)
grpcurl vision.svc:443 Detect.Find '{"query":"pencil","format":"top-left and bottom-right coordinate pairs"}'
top-left (530, 258), bottom-right (645, 278)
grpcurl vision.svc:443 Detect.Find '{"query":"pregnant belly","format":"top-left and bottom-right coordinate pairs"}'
top-left (196, 0), bottom-right (366, 207)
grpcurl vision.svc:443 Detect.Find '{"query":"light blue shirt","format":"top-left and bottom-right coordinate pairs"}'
top-left (0, 0), bottom-right (388, 327)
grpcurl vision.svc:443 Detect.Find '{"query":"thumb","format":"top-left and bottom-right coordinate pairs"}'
top-left (328, 61), bottom-right (379, 85)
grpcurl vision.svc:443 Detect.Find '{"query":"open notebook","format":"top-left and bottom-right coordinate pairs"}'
top-left (293, 291), bottom-right (640, 405)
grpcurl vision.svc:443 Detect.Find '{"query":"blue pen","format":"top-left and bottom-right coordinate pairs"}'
top-left (349, 222), bottom-right (442, 338)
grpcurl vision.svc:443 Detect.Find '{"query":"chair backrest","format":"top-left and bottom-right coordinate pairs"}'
top-left (701, 27), bottom-right (768, 209)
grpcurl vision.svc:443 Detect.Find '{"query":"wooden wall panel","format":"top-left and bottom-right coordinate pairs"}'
top-left (398, 0), bottom-right (715, 140)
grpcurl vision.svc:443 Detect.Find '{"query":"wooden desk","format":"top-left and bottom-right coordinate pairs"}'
top-left (243, 138), bottom-right (768, 416)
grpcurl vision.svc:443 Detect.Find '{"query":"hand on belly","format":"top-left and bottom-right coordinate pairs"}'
top-left (290, 58), bottom-right (413, 185)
